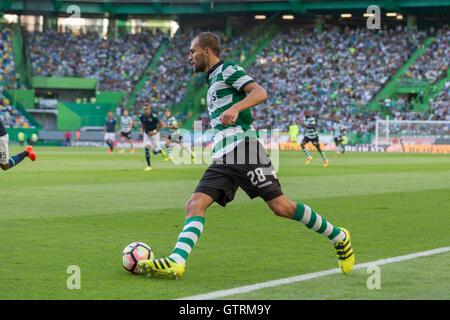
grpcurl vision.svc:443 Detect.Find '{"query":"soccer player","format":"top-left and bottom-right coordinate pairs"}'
top-left (162, 108), bottom-right (194, 163)
top-left (288, 121), bottom-right (299, 143)
top-left (332, 116), bottom-right (345, 157)
top-left (300, 110), bottom-right (328, 167)
top-left (140, 104), bottom-right (166, 171)
top-left (138, 32), bottom-right (354, 279)
top-left (0, 119), bottom-right (36, 171)
top-left (119, 109), bottom-right (135, 153)
top-left (104, 111), bottom-right (117, 154)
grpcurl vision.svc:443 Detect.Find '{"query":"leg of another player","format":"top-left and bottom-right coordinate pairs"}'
top-left (164, 138), bottom-right (172, 160)
top-left (128, 138), bottom-right (134, 153)
top-left (106, 139), bottom-right (114, 153)
top-left (315, 141), bottom-right (328, 166)
top-left (1, 146), bottom-right (36, 171)
top-left (301, 140), bottom-right (312, 164)
top-left (144, 144), bottom-right (152, 170)
top-left (335, 139), bottom-right (341, 157)
top-left (120, 136), bottom-right (126, 153)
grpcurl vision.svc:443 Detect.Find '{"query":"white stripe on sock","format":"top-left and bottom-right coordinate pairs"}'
top-left (179, 231), bottom-right (199, 244)
top-left (168, 253), bottom-right (185, 264)
top-left (311, 214), bottom-right (323, 231)
top-left (300, 205), bottom-right (312, 225)
top-left (175, 242), bottom-right (192, 255)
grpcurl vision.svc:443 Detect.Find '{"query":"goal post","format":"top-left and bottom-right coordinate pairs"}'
top-left (375, 118), bottom-right (450, 152)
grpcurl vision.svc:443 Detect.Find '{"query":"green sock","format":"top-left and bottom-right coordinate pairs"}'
top-left (293, 202), bottom-right (344, 244)
top-left (168, 216), bottom-right (205, 264)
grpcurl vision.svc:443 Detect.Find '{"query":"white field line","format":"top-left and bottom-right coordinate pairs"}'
top-left (178, 246), bottom-right (450, 300)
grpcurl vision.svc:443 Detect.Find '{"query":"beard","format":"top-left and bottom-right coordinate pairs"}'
top-left (193, 54), bottom-right (207, 73)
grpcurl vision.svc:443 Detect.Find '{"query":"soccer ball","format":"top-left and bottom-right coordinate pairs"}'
top-left (122, 242), bottom-right (154, 274)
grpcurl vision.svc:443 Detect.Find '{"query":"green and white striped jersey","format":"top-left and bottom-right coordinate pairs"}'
top-left (120, 116), bottom-right (133, 132)
top-left (332, 122), bottom-right (345, 139)
top-left (304, 116), bottom-right (319, 139)
top-left (164, 115), bottom-right (179, 134)
top-left (206, 60), bottom-right (255, 159)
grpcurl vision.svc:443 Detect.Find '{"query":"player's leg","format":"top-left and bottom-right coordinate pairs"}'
top-left (105, 133), bottom-right (114, 153)
top-left (128, 136), bottom-right (134, 153)
top-left (335, 138), bottom-right (340, 157)
top-left (119, 134), bottom-right (126, 153)
top-left (266, 195), bottom-right (354, 274)
top-left (144, 143), bottom-right (152, 171)
top-left (164, 137), bottom-right (173, 161)
top-left (301, 137), bottom-right (312, 164)
top-left (181, 140), bottom-right (195, 163)
top-left (138, 192), bottom-right (213, 278)
top-left (313, 139), bottom-right (328, 166)
top-left (0, 142), bottom-right (36, 171)
top-left (150, 133), bottom-right (166, 157)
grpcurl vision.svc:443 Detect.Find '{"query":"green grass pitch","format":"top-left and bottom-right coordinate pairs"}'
top-left (0, 146), bottom-right (449, 300)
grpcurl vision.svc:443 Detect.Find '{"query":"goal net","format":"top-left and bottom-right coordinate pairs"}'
top-left (375, 119), bottom-right (450, 153)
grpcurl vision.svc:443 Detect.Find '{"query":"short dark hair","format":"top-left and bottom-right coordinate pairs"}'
top-left (197, 32), bottom-right (221, 57)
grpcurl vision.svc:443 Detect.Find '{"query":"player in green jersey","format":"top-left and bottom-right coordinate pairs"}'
top-left (300, 110), bottom-right (328, 167)
top-left (138, 32), bottom-right (354, 279)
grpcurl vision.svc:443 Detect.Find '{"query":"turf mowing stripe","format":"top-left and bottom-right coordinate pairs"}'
top-left (178, 246), bottom-right (450, 300)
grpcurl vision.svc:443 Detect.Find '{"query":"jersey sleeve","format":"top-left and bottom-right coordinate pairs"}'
top-left (222, 62), bottom-right (255, 92)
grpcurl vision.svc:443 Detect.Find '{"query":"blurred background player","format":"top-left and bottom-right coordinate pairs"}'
top-left (289, 121), bottom-right (299, 144)
top-left (140, 103), bottom-right (166, 171)
top-left (333, 116), bottom-right (345, 157)
top-left (104, 111), bottom-right (118, 154)
top-left (301, 110), bottom-right (328, 167)
top-left (162, 108), bottom-right (194, 163)
top-left (0, 119), bottom-right (36, 171)
top-left (119, 109), bottom-right (135, 153)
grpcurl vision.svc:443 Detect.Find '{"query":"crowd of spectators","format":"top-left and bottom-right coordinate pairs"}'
top-left (132, 28), bottom-right (246, 114)
top-left (401, 27), bottom-right (449, 84)
top-left (28, 29), bottom-right (167, 92)
top-left (0, 90), bottom-right (35, 129)
top-left (245, 25), bottom-right (428, 134)
top-left (0, 29), bottom-right (16, 84)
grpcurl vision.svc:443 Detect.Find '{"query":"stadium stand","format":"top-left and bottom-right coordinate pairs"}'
top-left (0, 29), bottom-right (16, 84)
top-left (27, 30), bottom-right (167, 92)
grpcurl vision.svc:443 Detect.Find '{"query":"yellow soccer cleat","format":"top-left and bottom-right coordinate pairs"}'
top-left (334, 227), bottom-right (355, 274)
top-left (191, 154), bottom-right (195, 163)
top-left (144, 166), bottom-right (153, 171)
top-left (164, 157), bottom-right (173, 161)
top-left (138, 258), bottom-right (185, 279)
top-left (323, 160), bottom-right (328, 167)
top-left (305, 156), bottom-right (312, 164)
top-left (160, 148), bottom-right (167, 158)
top-left (119, 149), bottom-right (126, 153)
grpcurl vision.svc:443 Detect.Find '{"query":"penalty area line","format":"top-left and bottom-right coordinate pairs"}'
top-left (178, 246), bottom-right (450, 300)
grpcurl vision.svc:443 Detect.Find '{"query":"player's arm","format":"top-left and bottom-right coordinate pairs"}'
top-left (220, 82), bottom-right (267, 126)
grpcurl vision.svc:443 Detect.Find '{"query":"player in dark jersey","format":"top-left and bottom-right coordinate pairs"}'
top-left (139, 104), bottom-right (166, 171)
top-left (300, 110), bottom-right (328, 167)
top-left (0, 120), bottom-right (36, 170)
top-left (103, 111), bottom-right (118, 154)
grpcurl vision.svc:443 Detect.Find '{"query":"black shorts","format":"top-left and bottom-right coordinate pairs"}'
top-left (195, 138), bottom-right (283, 207)
top-left (121, 131), bottom-right (131, 139)
top-left (302, 136), bottom-right (319, 146)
